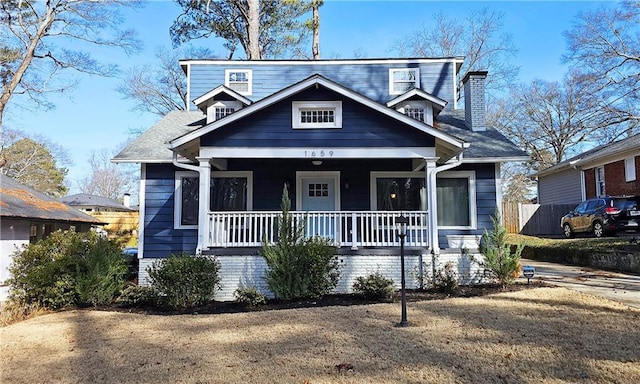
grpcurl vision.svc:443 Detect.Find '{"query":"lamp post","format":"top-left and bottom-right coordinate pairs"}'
top-left (395, 214), bottom-right (409, 327)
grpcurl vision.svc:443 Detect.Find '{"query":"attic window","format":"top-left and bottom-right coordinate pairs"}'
top-left (405, 108), bottom-right (424, 122)
top-left (389, 68), bottom-right (420, 95)
top-left (292, 101), bottom-right (342, 129)
top-left (215, 107), bottom-right (235, 120)
top-left (396, 101), bottom-right (433, 125)
top-left (207, 100), bottom-right (241, 122)
top-left (225, 69), bottom-right (252, 95)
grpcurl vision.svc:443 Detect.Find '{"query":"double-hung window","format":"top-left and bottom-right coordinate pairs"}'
top-left (625, 157), bottom-right (636, 182)
top-left (389, 68), bottom-right (420, 95)
top-left (225, 69), bottom-right (252, 95)
top-left (436, 171), bottom-right (477, 229)
top-left (595, 166), bottom-right (606, 197)
top-left (292, 101), bottom-right (342, 129)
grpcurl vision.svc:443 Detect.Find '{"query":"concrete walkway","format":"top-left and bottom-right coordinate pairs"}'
top-left (519, 258), bottom-right (640, 309)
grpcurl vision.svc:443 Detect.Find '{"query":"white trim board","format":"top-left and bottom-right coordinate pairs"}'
top-left (200, 147), bottom-right (437, 159)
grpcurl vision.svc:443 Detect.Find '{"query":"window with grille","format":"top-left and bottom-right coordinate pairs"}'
top-left (214, 107), bottom-right (235, 120)
top-left (389, 68), bottom-right (420, 95)
top-left (292, 101), bottom-right (342, 129)
top-left (225, 69), bottom-right (252, 95)
top-left (405, 108), bottom-right (424, 122)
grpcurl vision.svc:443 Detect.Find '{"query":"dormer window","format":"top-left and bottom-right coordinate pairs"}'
top-left (292, 101), bottom-right (342, 129)
top-left (405, 108), bottom-right (424, 122)
top-left (225, 69), bottom-right (252, 95)
top-left (396, 101), bottom-right (433, 125)
top-left (389, 68), bottom-right (420, 95)
top-left (207, 101), bottom-right (241, 122)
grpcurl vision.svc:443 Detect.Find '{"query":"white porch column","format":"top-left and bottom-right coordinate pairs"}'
top-left (425, 160), bottom-right (439, 255)
top-left (196, 158), bottom-right (211, 254)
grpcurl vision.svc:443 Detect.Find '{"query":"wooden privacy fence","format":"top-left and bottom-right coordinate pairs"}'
top-left (502, 202), bottom-right (576, 236)
top-left (90, 211), bottom-right (139, 245)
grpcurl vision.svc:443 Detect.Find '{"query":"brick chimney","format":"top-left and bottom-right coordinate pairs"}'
top-left (462, 71), bottom-right (488, 132)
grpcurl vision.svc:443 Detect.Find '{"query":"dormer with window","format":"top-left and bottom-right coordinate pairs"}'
top-left (193, 85), bottom-right (252, 124)
top-left (386, 88), bottom-right (447, 126)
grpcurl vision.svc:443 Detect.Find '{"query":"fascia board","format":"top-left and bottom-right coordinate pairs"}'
top-left (170, 75), bottom-right (466, 151)
top-left (192, 85), bottom-right (252, 107)
top-left (178, 57), bottom-right (467, 67)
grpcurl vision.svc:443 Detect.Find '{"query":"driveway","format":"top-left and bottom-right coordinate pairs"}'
top-left (520, 258), bottom-right (640, 309)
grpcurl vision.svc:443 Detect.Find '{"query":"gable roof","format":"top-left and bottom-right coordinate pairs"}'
top-left (386, 88), bottom-right (448, 111)
top-left (536, 133), bottom-right (640, 177)
top-left (193, 85), bottom-right (253, 111)
top-left (60, 193), bottom-right (136, 211)
top-left (0, 175), bottom-right (101, 224)
top-left (169, 74), bottom-right (468, 161)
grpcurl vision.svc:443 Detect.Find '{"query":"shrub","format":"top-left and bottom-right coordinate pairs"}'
top-left (0, 302), bottom-right (49, 327)
top-left (116, 285), bottom-right (158, 308)
top-left (352, 272), bottom-right (395, 301)
top-left (147, 253), bottom-right (221, 310)
top-left (262, 185), bottom-right (340, 300)
top-left (7, 230), bottom-right (127, 309)
top-left (434, 262), bottom-right (459, 295)
top-left (234, 286), bottom-right (267, 307)
top-left (478, 212), bottom-right (524, 288)
top-left (75, 239), bottom-right (128, 306)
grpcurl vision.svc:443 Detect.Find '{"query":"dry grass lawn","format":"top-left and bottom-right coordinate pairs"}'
top-left (2, 287), bottom-right (639, 384)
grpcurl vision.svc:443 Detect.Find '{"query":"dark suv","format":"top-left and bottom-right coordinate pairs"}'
top-left (561, 196), bottom-right (640, 238)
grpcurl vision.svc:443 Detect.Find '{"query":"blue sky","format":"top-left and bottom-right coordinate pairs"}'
top-left (3, 0), bottom-right (609, 193)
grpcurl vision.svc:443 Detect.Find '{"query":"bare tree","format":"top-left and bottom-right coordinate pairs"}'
top-left (78, 148), bottom-right (136, 201)
top-left (563, 0), bottom-right (640, 140)
top-left (394, 8), bottom-right (519, 99)
top-left (0, 128), bottom-right (69, 196)
top-left (494, 71), bottom-right (623, 170)
top-left (0, 0), bottom-right (141, 128)
top-left (117, 46), bottom-right (216, 116)
top-left (170, 0), bottom-right (317, 59)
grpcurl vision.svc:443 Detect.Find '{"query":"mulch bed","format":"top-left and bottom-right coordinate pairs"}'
top-left (106, 281), bottom-right (548, 316)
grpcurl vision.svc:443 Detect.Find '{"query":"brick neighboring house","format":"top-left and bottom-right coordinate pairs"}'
top-left (536, 134), bottom-right (640, 205)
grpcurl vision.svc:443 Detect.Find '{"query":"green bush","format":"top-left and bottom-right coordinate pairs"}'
top-left (352, 272), bottom-right (395, 301)
top-left (116, 285), bottom-right (159, 308)
top-left (478, 212), bottom-right (523, 288)
top-left (75, 240), bottom-right (128, 306)
top-left (262, 185), bottom-right (340, 300)
top-left (234, 286), bottom-right (267, 307)
top-left (147, 253), bottom-right (221, 310)
top-left (7, 230), bottom-right (127, 309)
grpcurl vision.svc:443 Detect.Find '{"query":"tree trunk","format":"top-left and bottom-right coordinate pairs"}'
top-left (247, 0), bottom-right (261, 59)
top-left (312, 0), bottom-right (320, 60)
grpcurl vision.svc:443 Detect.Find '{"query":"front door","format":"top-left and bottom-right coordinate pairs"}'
top-left (297, 172), bottom-right (340, 240)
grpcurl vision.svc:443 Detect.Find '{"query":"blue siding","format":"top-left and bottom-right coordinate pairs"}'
top-left (143, 164), bottom-right (197, 258)
top-left (201, 88), bottom-right (435, 148)
top-left (188, 60), bottom-right (456, 110)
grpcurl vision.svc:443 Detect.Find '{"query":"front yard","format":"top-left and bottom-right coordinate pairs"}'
top-left (2, 287), bottom-right (639, 383)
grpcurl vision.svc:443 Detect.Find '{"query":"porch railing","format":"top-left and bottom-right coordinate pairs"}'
top-left (207, 211), bottom-right (429, 249)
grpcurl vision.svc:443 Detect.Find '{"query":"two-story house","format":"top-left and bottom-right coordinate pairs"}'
top-left (114, 58), bottom-right (527, 300)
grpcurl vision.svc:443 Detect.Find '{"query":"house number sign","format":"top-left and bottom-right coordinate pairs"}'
top-left (304, 150), bottom-right (334, 158)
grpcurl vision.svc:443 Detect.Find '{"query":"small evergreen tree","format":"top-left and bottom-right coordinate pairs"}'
top-left (478, 211), bottom-right (523, 288)
top-left (262, 184), bottom-right (340, 300)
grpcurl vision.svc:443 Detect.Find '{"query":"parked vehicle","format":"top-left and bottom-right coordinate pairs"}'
top-left (561, 196), bottom-right (640, 238)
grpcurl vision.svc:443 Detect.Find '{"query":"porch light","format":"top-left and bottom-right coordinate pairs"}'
top-left (312, 160), bottom-right (323, 166)
top-left (395, 214), bottom-right (409, 327)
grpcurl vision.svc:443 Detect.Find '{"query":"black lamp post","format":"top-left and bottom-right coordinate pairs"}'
top-left (395, 214), bottom-right (409, 327)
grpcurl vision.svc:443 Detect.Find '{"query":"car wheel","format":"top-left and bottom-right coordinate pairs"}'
top-left (563, 223), bottom-right (573, 238)
top-left (593, 221), bottom-right (604, 237)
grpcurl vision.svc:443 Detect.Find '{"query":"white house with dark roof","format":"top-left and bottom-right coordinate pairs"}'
top-left (114, 58), bottom-right (528, 300)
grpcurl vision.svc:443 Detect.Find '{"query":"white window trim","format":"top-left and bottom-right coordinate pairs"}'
top-left (625, 157), bottom-right (636, 182)
top-left (174, 171), bottom-right (199, 230)
top-left (595, 166), bottom-right (605, 197)
top-left (437, 170), bottom-right (477, 230)
top-left (292, 101), bottom-right (342, 129)
top-left (389, 68), bottom-right (420, 95)
top-left (224, 69), bottom-right (252, 95)
top-left (207, 100), bottom-right (242, 122)
top-left (211, 171), bottom-right (254, 211)
top-left (296, 171), bottom-right (341, 211)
